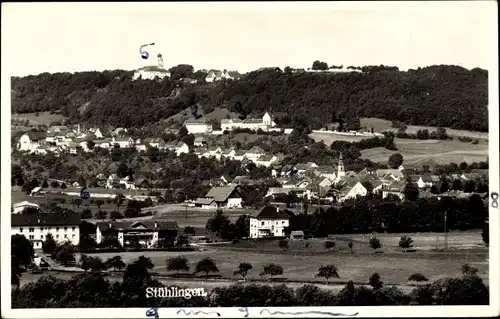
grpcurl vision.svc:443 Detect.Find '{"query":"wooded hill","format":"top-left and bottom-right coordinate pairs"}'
top-left (11, 65), bottom-right (488, 131)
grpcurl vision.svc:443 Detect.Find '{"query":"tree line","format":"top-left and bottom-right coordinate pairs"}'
top-left (11, 64), bottom-right (488, 131)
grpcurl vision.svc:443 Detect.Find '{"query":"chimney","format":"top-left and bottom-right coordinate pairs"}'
top-left (37, 219), bottom-right (41, 224)
top-left (154, 222), bottom-right (158, 228)
top-left (276, 206), bottom-right (279, 212)
top-left (108, 223), bottom-right (112, 228)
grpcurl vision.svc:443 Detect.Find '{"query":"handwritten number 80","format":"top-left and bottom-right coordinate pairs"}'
top-left (492, 192), bottom-right (499, 208)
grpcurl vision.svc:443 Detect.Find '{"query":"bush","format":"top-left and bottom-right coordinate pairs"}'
top-left (408, 273), bottom-right (428, 283)
top-left (399, 235), bottom-right (414, 252)
top-left (369, 273), bottom-right (383, 290)
top-left (369, 237), bottom-right (382, 250)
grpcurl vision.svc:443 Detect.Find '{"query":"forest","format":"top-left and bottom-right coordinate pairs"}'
top-left (11, 64), bottom-right (488, 131)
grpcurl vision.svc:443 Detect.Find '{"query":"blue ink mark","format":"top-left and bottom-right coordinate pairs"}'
top-left (140, 43), bottom-right (155, 60)
top-left (259, 309), bottom-right (359, 317)
top-left (239, 307), bottom-right (249, 318)
top-left (177, 309), bottom-right (221, 317)
top-left (145, 307), bottom-right (159, 318)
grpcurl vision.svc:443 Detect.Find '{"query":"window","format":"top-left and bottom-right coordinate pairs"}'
top-left (64, 227), bottom-right (68, 231)
top-left (72, 227), bottom-right (76, 231)
top-left (29, 235), bottom-right (34, 240)
top-left (261, 221), bottom-right (265, 226)
top-left (282, 221), bottom-right (285, 224)
top-left (56, 227), bottom-right (60, 231)
top-left (40, 227), bottom-right (44, 231)
top-left (29, 228), bottom-right (34, 232)
top-left (64, 234), bottom-right (67, 238)
top-left (56, 235), bottom-right (59, 239)
top-left (72, 234), bottom-right (75, 238)
top-left (19, 228), bottom-right (23, 232)
top-left (40, 235), bottom-right (44, 239)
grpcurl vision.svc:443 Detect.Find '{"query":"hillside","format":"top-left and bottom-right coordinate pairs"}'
top-left (11, 65), bottom-right (488, 131)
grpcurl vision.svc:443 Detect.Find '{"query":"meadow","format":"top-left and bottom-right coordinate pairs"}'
top-left (84, 231), bottom-right (488, 287)
top-left (11, 111), bottom-right (67, 127)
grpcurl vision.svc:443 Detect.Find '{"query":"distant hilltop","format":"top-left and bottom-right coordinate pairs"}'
top-left (11, 64), bottom-right (488, 133)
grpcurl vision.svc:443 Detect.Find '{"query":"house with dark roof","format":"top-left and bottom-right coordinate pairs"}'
top-left (195, 185), bottom-right (243, 209)
top-left (96, 220), bottom-right (178, 248)
top-left (17, 131), bottom-right (47, 152)
top-left (11, 212), bottom-right (81, 249)
top-left (249, 205), bottom-right (292, 238)
top-left (382, 181), bottom-right (407, 200)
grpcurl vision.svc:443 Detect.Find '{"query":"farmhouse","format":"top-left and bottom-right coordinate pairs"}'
top-left (194, 136), bottom-right (208, 147)
top-left (17, 131), bottom-right (47, 152)
top-left (11, 212), bottom-right (81, 249)
top-left (165, 142), bottom-right (189, 156)
top-left (95, 220), bottom-right (178, 248)
top-left (221, 112), bottom-right (276, 132)
top-left (249, 205), bottom-right (291, 239)
top-left (337, 180), bottom-right (368, 201)
top-left (199, 185), bottom-right (243, 209)
top-left (205, 69), bottom-right (233, 83)
top-left (112, 136), bottom-right (134, 148)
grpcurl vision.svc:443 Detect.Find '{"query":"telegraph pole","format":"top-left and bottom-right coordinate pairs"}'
top-left (444, 210), bottom-right (448, 250)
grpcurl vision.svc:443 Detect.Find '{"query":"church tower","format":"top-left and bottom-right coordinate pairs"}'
top-left (157, 53), bottom-right (164, 69)
top-left (337, 152), bottom-right (345, 178)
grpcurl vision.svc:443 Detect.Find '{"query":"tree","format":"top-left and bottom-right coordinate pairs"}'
top-left (408, 273), bottom-right (428, 283)
top-left (399, 235), bottom-right (414, 252)
top-left (195, 257), bottom-right (219, 279)
top-left (348, 240), bottom-right (354, 254)
top-left (116, 163), bottom-right (129, 179)
top-left (324, 240), bottom-right (336, 252)
top-left (260, 263), bottom-right (283, 281)
top-left (12, 234), bottom-right (34, 270)
top-left (175, 234), bottom-right (190, 247)
top-left (123, 262), bottom-right (150, 283)
top-left (41, 179), bottom-right (49, 188)
top-left (403, 183), bottom-right (419, 201)
top-left (166, 256), bottom-right (190, 274)
top-left (95, 199), bottom-right (105, 209)
top-left (74, 198), bottom-right (83, 208)
top-left (50, 181), bottom-right (60, 188)
top-left (369, 273), bottom-right (383, 290)
top-left (81, 209), bottom-right (92, 219)
top-left (114, 193), bottom-right (125, 212)
top-left (312, 60), bottom-right (329, 70)
top-left (206, 210), bottom-right (235, 240)
top-left (451, 179), bottom-right (463, 191)
top-left (105, 256), bottom-right (126, 271)
top-left (52, 243), bottom-right (76, 266)
top-left (96, 210), bottom-right (107, 219)
top-left (42, 233), bottom-right (57, 255)
top-left (233, 262), bottom-right (253, 282)
top-left (482, 223), bottom-right (489, 245)
top-left (388, 153), bottom-right (404, 169)
top-left (316, 265), bottom-right (340, 284)
top-left (183, 226), bottom-right (196, 236)
top-left (78, 235), bottom-right (97, 252)
top-left (440, 180), bottom-right (450, 193)
top-left (233, 214), bottom-right (250, 239)
top-left (461, 264), bottom-right (479, 277)
top-left (80, 256), bottom-right (107, 273)
top-left (369, 237), bottom-right (382, 251)
top-left (134, 256), bottom-right (154, 270)
top-left (110, 210), bottom-right (123, 219)
top-left (278, 239), bottom-right (289, 251)
top-left (60, 182), bottom-right (67, 189)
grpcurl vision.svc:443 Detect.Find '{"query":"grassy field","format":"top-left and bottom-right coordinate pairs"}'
top-left (360, 138), bottom-right (488, 165)
top-left (84, 231), bottom-right (488, 286)
top-left (11, 111), bottom-right (68, 126)
top-left (360, 117), bottom-right (489, 140)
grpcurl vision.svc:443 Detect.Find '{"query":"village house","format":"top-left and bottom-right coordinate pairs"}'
top-left (205, 69), bottom-right (233, 83)
top-left (165, 142), bottom-right (190, 156)
top-left (254, 154), bottom-right (278, 167)
top-left (313, 166), bottom-right (337, 181)
top-left (96, 220), bottom-right (178, 248)
top-left (244, 146), bottom-right (266, 162)
top-left (277, 177), bottom-right (310, 189)
top-left (112, 136), bottom-right (135, 148)
top-left (382, 181), bottom-right (407, 200)
top-left (94, 138), bottom-right (113, 149)
top-left (88, 128), bottom-right (103, 138)
top-left (221, 148), bottom-right (236, 159)
top-left (11, 212), bottom-right (81, 249)
top-left (194, 136), bottom-right (208, 147)
top-left (410, 174), bottom-right (441, 189)
top-left (290, 230), bottom-right (305, 240)
top-left (143, 138), bottom-right (167, 150)
top-left (266, 187), bottom-right (312, 199)
top-left (106, 174), bottom-right (135, 190)
top-left (185, 118), bottom-right (213, 134)
top-left (336, 180), bottom-right (368, 202)
top-left (294, 162), bottom-right (319, 175)
top-left (375, 169), bottom-right (405, 181)
top-left (194, 185), bottom-right (243, 209)
top-left (17, 131), bottom-right (47, 152)
top-left (249, 205), bottom-right (291, 239)
top-left (135, 143), bottom-right (147, 152)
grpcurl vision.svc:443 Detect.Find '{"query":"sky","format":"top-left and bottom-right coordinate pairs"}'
top-left (1, 1), bottom-right (498, 76)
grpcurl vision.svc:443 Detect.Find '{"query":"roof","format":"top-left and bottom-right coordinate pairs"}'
top-left (25, 131), bottom-right (47, 141)
top-left (253, 205), bottom-right (291, 219)
top-left (242, 119), bottom-right (262, 124)
top-left (194, 136), bottom-right (206, 142)
top-left (246, 146), bottom-right (265, 154)
top-left (97, 220), bottom-right (178, 232)
top-left (290, 230), bottom-right (305, 236)
top-left (384, 181), bottom-right (407, 192)
top-left (205, 185), bottom-right (241, 202)
top-left (13, 201), bottom-right (40, 208)
top-left (12, 212), bottom-right (81, 227)
top-left (194, 198), bottom-right (215, 205)
top-left (256, 155), bottom-right (274, 162)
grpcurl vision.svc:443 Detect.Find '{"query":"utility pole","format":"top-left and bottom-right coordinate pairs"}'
top-left (444, 210), bottom-right (448, 250)
top-left (185, 194), bottom-right (188, 220)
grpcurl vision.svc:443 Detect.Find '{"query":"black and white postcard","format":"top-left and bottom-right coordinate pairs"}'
top-left (1, 1), bottom-right (498, 318)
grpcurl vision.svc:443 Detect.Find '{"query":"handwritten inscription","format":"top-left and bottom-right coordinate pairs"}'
top-left (491, 192), bottom-right (499, 208)
top-left (145, 307), bottom-right (159, 319)
top-left (140, 43), bottom-right (155, 59)
top-left (239, 307), bottom-right (249, 318)
top-left (177, 309), bottom-right (221, 317)
top-left (259, 309), bottom-right (360, 317)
